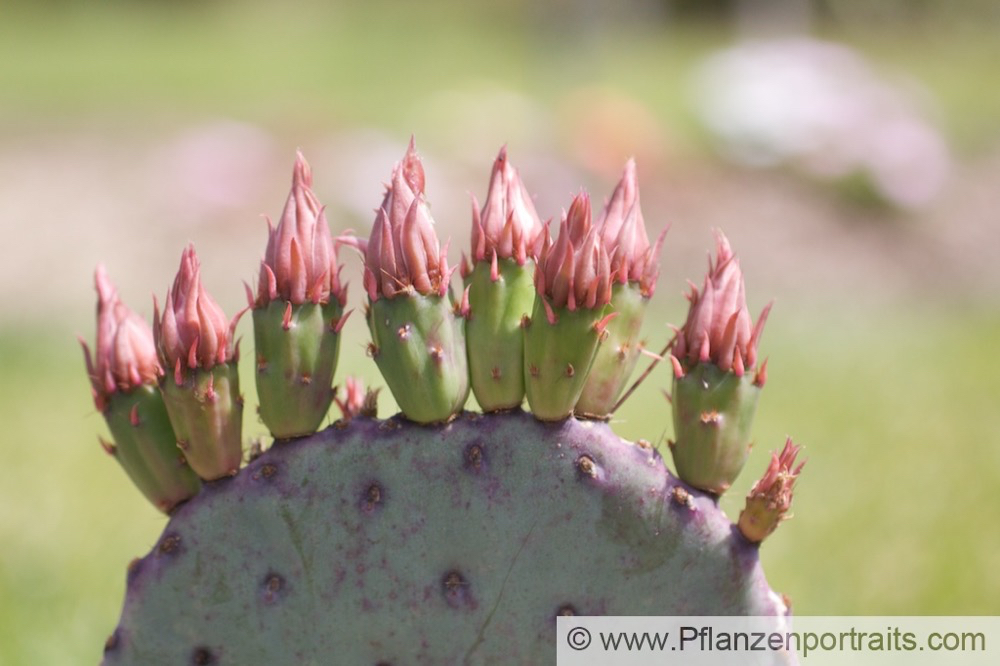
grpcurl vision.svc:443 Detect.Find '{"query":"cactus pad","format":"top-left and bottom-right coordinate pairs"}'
top-left (104, 411), bottom-right (787, 665)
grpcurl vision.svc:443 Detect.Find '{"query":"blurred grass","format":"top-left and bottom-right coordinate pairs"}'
top-left (2, 1), bottom-right (998, 150)
top-left (2, 1), bottom-right (1000, 663)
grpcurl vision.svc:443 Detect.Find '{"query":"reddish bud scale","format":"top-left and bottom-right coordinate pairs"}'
top-left (154, 245), bottom-right (243, 380)
top-left (334, 376), bottom-right (366, 421)
top-left (470, 146), bottom-right (543, 265)
top-left (738, 439), bottom-right (805, 543)
top-left (673, 231), bottom-right (769, 377)
top-left (81, 266), bottom-right (163, 412)
top-left (363, 138), bottom-right (454, 302)
top-left (255, 151), bottom-right (347, 309)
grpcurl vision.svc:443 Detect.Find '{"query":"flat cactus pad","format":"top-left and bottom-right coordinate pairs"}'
top-left (104, 411), bottom-right (787, 665)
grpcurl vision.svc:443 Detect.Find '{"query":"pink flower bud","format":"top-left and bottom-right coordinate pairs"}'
top-left (673, 230), bottom-right (771, 375)
top-left (257, 151), bottom-right (345, 308)
top-left (738, 438), bottom-right (806, 543)
top-left (535, 192), bottom-right (613, 311)
top-left (598, 159), bottom-right (667, 296)
top-left (80, 266), bottom-right (163, 411)
top-left (155, 245), bottom-right (244, 383)
top-left (363, 138), bottom-right (453, 301)
top-left (471, 146), bottom-right (543, 265)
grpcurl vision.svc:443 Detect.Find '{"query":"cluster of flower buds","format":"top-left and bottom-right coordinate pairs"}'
top-left (362, 139), bottom-right (454, 301)
top-left (599, 159), bottom-right (665, 297)
top-left (255, 151), bottom-right (346, 309)
top-left (82, 266), bottom-right (163, 412)
top-left (82, 138), bottom-right (801, 531)
top-left (469, 146), bottom-right (545, 268)
top-left (672, 231), bottom-right (770, 380)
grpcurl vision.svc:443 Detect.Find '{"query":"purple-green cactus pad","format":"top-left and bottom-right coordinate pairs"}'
top-left (104, 411), bottom-right (787, 665)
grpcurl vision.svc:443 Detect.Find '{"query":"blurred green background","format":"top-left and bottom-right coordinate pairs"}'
top-left (2, 0), bottom-right (999, 663)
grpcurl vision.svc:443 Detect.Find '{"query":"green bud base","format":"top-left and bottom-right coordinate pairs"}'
top-left (367, 292), bottom-right (469, 424)
top-left (670, 362), bottom-right (761, 495)
top-left (160, 362), bottom-right (244, 481)
top-left (523, 300), bottom-right (608, 421)
top-left (576, 282), bottom-right (648, 418)
top-left (253, 300), bottom-right (343, 439)
top-left (465, 258), bottom-right (536, 412)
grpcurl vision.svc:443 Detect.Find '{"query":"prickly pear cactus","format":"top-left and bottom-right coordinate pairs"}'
top-left (83, 141), bottom-right (805, 666)
top-left (104, 413), bottom-right (787, 665)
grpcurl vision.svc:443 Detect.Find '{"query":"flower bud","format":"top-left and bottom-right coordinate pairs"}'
top-left (673, 230), bottom-right (770, 378)
top-left (363, 138), bottom-right (452, 301)
top-left (535, 192), bottom-right (613, 313)
top-left (598, 159), bottom-right (666, 297)
top-left (81, 266), bottom-right (162, 412)
top-left (256, 151), bottom-right (345, 308)
top-left (470, 146), bottom-right (543, 265)
top-left (80, 265), bottom-right (200, 512)
top-left (738, 439), bottom-right (806, 543)
top-left (155, 244), bottom-right (243, 384)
